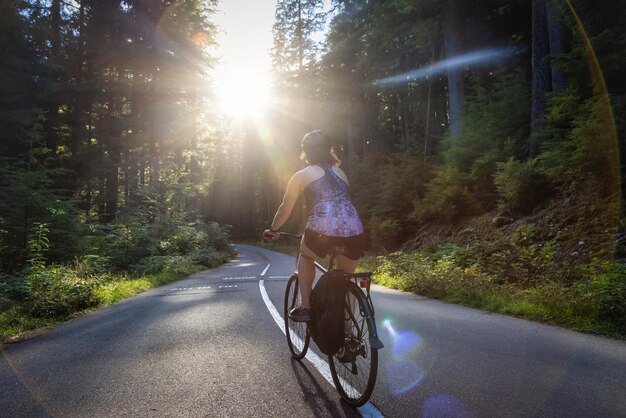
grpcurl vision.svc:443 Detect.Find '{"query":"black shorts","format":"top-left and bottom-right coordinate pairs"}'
top-left (303, 228), bottom-right (367, 261)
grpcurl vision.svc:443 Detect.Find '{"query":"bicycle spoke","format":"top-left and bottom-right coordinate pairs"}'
top-left (284, 274), bottom-right (309, 359)
top-left (329, 285), bottom-right (378, 406)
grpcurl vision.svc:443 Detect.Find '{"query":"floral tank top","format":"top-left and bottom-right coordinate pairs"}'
top-left (304, 164), bottom-right (364, 237)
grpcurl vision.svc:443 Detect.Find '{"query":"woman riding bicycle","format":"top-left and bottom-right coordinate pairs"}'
top-left (263, 130), bottom-right (366, 322)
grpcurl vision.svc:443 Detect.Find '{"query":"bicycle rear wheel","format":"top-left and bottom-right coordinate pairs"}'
top-left (328, 284), bottom-right (379, 406)
top-left (284, 273), bottom-right (310, 359)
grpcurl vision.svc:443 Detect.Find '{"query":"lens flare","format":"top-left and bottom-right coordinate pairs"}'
top-left (373, 47), bottom-right (518, 88)
top-left (422, 394), bottom-right (473, 418)
top-left (382, 318), bottom-right (430, 396)
top-left (386, 359), bottom-right (427, 397)
top-left (384, 319), bottom-right (422, 356)
top-left (564, 0), bottom-right (621, 234)
top-left (192, 32), bottom-right (211, 47)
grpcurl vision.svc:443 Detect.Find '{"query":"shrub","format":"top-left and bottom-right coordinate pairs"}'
top-left (413, 167), bottom-right (481, 224)
top-left (368, 216), bottom-right (402, 252)
top-left (373, 247), bottom-right (495, 300)
top-left (73, 255), bottom-right (112, 276)
top-left (91, 222), bottom-right (157, 270)
top-left (25, 266), bottom-right (100, 317)
top-left (162, 255), bottom-right (197, 274)
top-left (82, 217), bottom-right (233, 272)
top-left (493, 158), bottom-right (551, 214)
top-left (131, 256), bottom-right (170, 274)
top-left (0, 274), bottom-right (28, 302)
top-left (523, 282), bottom-right (592, 323)
top-left (539, 92), bottom-right (619, 199)
top-left (351, 155), bottom-right (433, 248)
top-left (579, 260), bottom-right (626, 333)
top-left (202, 222), bottom-right (232, 251)
top-left (159, 223), bottom-right (202, 255)
top-left (189, 247), bottom-right (233, 268)
top-left (444, 71), bottom-right (530, 188)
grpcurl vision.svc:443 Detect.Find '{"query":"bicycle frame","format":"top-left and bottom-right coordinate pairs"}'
top-left (278, 231), bottom-right (383, 405)
top-left (278, 232), bottom-right (382, 349)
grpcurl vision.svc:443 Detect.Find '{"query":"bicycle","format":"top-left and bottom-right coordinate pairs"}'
top-left (278, 232), bottom-right (384, 407)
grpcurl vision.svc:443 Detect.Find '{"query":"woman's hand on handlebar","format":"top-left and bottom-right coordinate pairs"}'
top-left (263, 229), bottom-right (280, 241)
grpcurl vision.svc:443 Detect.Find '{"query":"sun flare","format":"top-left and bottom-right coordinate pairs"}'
top-left (216, 70), bottom-right (271, 116)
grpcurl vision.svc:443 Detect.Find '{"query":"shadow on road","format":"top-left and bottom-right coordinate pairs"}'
top-left (289, 357), bottom-right (360, 417)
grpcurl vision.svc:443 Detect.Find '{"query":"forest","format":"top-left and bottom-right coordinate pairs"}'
top-left (1, 0), bottom-right (625, 339)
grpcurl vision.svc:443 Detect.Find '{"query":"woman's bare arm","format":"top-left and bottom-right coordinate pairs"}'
top-left (269, 172), bottom-right (303, 231)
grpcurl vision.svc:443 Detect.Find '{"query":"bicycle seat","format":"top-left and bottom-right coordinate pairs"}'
top-left (328, 244), bottom-right (346, 256)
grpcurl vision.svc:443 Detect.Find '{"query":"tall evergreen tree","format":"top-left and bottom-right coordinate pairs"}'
top-left (531, 0), bottom-right (551, 140)
top-left (443, 0), bottom-right (465, 140)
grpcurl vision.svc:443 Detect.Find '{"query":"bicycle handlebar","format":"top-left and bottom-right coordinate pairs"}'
top-left (277, 232), bottom-right (302, 240)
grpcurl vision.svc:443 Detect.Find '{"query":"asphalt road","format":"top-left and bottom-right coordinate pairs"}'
top-left (1, 244), bottom-right (625, 418)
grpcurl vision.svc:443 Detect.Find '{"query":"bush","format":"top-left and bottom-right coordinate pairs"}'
top-left (523, 282), bottom-right (593, 324)
top-left (0, 274), bottom-right (28, 302)
top-left (539, 92), bottom-right (619, 199)
top-left (444, 71), bottom-right (530, 188)
top-left (73, 255), bottom-right (112, 276)
top-left (159, 223), bottom-right (203, 255)
top-left (413, 167), bottom-right (481, 224)
top-left (494, 158), bottom-right (550, 214)
top-left (368, 216), bottom-right (402, 252)
top-left (189, 247), bottom-right (233, 268)
top-left (82, 217), bottom-right (233, 272)
top-left (25, 266), bottom-right (100, 317)
top-left (131, 256), bottom-right (170, 274)
top-left (351, 155), bottom-right (433, 249)
top-left (374, 247), bottom-right (495, 300)
top-left (579, 260), bottom-right (626, 333)
top-left (162, 256), bottom-right (197, 274)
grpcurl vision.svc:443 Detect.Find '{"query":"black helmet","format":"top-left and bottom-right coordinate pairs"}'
top-left (301, 130), bottom-right (328, 149)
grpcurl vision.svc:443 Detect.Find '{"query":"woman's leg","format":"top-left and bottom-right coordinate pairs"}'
top-left (297, 240), bottom-right (319, 309)
top-left (336, 254), bottom-right (358, 273)
top-left (336, 255), bottom-right (359, 334)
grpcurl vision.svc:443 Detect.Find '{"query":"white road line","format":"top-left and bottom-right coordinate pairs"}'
top-left (260, 263), bottom-right (271, 277)
top-left (223, 276), bottom-right (256, 280)
top-left (268, 275), bottom-right (291, 279)
top-left (171, 286), bottom-right (213, 291)
top-left (258, 280), bottom-right (384, 418)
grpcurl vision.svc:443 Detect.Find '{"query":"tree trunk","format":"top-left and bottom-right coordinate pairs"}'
top-left (51, 0), bottom-right (61, 57)
top-left (297, 0), bottom-right (303, 75)
top-left (103, 153), bottom-right (119, 223)
top-left (444, 0), bottom-right (465, 140)
top-left (424, 77), bottom-right (434, 158)
top-left (46, 0), bottom-right (62, 150)
top-left (546, 0), bottom-right (566, 93)
top-left (401, 93), bottom-right (410, 154)
top-left (531, 0), bottom-right (551, 140)
top-left (347, 101), bottom-right (355, 166)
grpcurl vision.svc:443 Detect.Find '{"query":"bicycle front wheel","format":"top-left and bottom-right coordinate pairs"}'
top-left (328, 284), bottom-right (379, 406)
top-left (284, 273), bottom-right (310, 359)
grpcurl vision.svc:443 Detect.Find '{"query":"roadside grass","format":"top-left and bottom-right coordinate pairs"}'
top-left (358, 252), bottom-right (625, 338)
top-left (236, 242), bottom-right (625, 338)
top-left (0, 265), bottom-right (204, 342)
top-left (94, 266), bottom-right (202, 304)
top-left (0, 307), bottom-right (58, 341)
